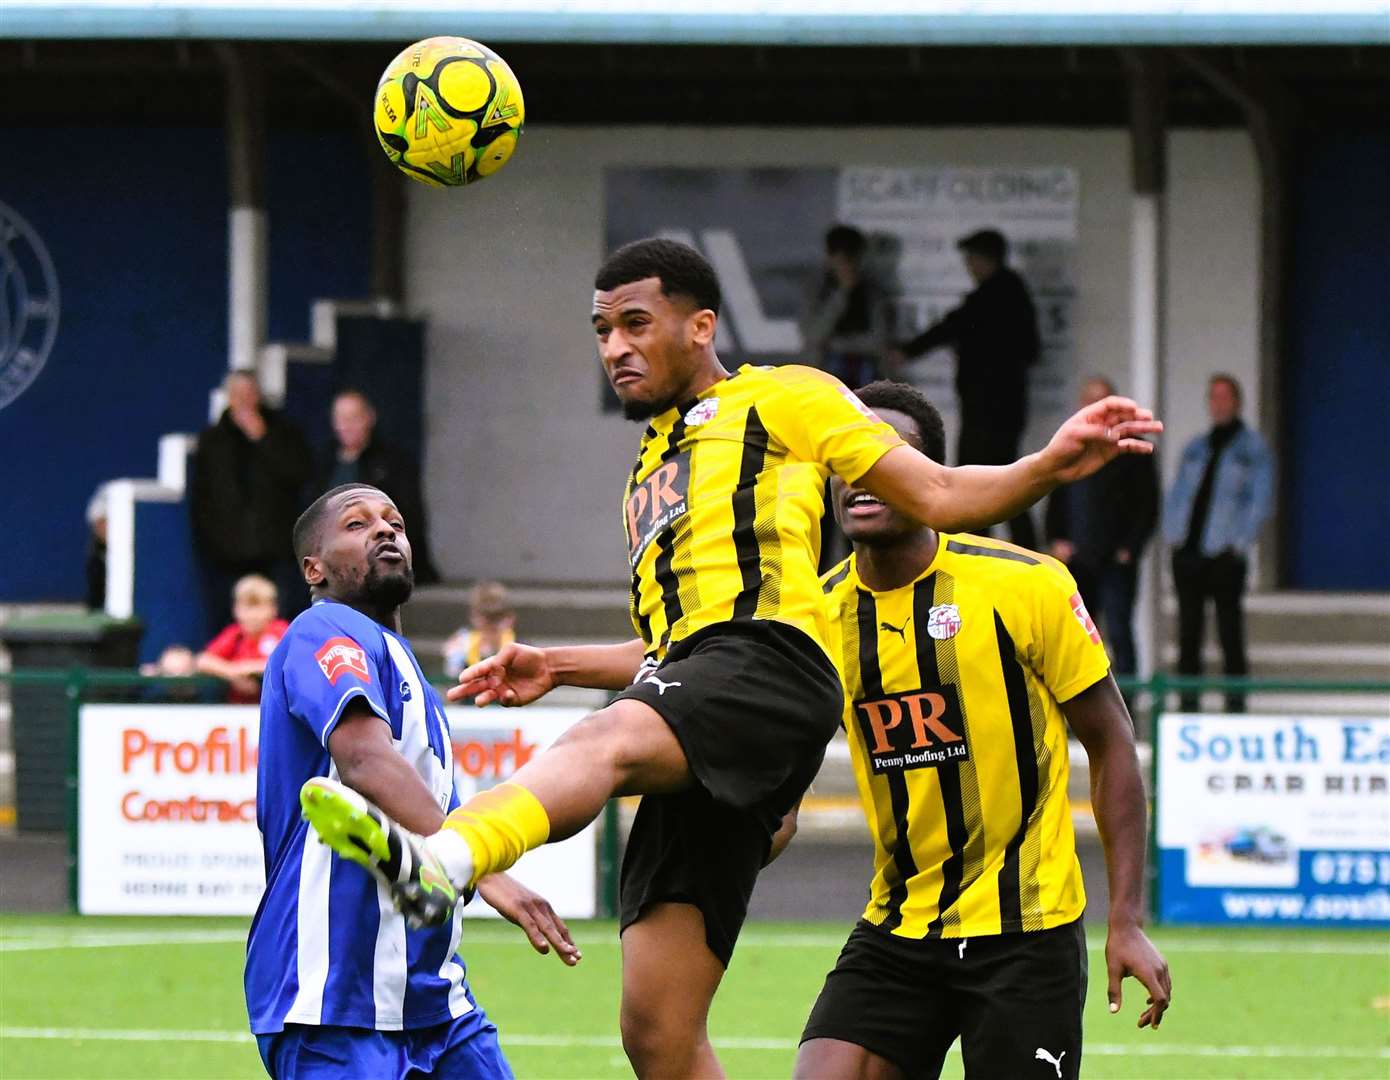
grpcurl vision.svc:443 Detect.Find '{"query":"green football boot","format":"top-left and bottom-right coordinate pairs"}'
top-left (300, 777), bottom-right (459, 929)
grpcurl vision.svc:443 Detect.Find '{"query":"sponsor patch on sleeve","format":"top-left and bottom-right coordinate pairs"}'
top-left (315, 637), bottom-right (371, 685)
top-left (839, 386), bottom-right (878, 420)
top-left (1069, 592), bottom-right (1102, 645)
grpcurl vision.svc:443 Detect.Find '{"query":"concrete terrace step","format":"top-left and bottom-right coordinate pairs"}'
top-left (1158, 641), bottom-right (1390, 682)
top-left (1159, 591), bottom-right (1390, 644)
top-left (401, 583), bottom-right (634, 644)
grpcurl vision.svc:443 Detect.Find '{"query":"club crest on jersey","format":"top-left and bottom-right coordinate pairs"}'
top-left (926, 603), bottom-right (963, 640)
top-left (1069, 592), bottom-right (1102, 645)
top-left (683, 398), bottom-right (719, 426)
top-left (315, 637), bottom-right (370, 685)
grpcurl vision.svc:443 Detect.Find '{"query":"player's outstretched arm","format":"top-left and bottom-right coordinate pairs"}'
top-left (447, 638), bottom-right (647, 706)
top-left (328, 700), bottom-right (451, 835)
top-left (1063, 675), bottom-right (1172, 1031)
top-left (476, 873), bottom-right (582, 966)
top-left (854, 395), bottom-right (1162, 534)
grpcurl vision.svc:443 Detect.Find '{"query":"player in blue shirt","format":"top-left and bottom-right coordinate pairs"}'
top-left (246, 483), bottom-right (580, 1078)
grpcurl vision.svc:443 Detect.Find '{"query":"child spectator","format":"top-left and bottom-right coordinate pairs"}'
top-left (443, 582), bottom-right (517, 681)
top-left (196, 574), bottom-right (290, 704)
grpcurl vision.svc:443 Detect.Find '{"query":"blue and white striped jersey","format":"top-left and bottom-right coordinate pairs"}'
top-left (245, 599), bottom-right (474, 1035)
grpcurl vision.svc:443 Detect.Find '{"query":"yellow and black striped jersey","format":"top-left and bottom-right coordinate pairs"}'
top-left (625, 364), bottom-right (902, 662)
top-left (821, 534), bottom-right (1110, 939)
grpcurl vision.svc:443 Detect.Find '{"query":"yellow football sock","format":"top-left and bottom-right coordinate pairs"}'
top-left (439, 782), bottom-right (551, 887)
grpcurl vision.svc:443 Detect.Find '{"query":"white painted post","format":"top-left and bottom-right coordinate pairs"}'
top-left (228, 206), bottom-right (267, 373)
top-left (1124, 50), bottom-right (1168, 692)
top-left (1130, 192), bottom-right (1164, 681)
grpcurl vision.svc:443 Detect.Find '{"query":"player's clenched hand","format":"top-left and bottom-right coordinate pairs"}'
top-left (1042, 395), bottom-right (1163, 485)
top-left (447, 642), bottom-right (556, 707)
top-left (476, 873), bottom-right (582, 966)
top-left (1105, 923), bottom-right (1171, 1029)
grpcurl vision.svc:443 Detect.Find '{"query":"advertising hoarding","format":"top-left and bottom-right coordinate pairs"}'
top-left (78, 704), bottom-right (596, 917)
top-left (1156, 712), bottom-right (1390, 926)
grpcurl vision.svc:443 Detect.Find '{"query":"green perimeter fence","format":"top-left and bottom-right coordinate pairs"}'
top-left (1, 668), bottom-right (1387, 920)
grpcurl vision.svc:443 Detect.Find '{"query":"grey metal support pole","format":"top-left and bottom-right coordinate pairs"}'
top-left (1123, 48), bottom-right (1168, 685)
top-left (216, 42), bottom-right (268, 374)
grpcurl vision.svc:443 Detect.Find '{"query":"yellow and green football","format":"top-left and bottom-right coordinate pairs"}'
top-left (374, 36), bottom-right (525, 188)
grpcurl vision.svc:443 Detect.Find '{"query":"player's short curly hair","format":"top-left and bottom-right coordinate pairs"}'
top-left (855, 381), bottom-right (948, 464)
top-left (595, 238), bottom-right (721, 315)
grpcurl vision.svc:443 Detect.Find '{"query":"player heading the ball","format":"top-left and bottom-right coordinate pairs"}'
top-left (302, 239), bottom-right (1162, 1078)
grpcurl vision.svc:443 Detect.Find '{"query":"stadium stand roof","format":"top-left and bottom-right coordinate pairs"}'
top-left (4, 0), bottom-right (1388, 46)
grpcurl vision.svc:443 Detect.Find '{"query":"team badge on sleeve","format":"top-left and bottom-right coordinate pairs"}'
top-left (315, 637), bottom-right (371, 684)
top-left (1069, 592), bottom-right (1102, 645)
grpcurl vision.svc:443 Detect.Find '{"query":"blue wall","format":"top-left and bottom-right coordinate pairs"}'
top-left (0, 125), bottom-right (371, 603)
top-left (1285, 132), bottom-right (1390, 590)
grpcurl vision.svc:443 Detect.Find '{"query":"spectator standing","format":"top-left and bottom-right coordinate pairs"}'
top-left (892, 228), bottom-right (1041, 548)
top-left (443, 582), bottom-right (517, 682)
top-left (1163, 374), bottom-right (1274, 712)
top-left (1045, 376), bottom-right (1159, 683)
top-left (196, 574), bottom-right (289, 704)
top-left (317, 388), bottom-right (440, 584)
top-left (190, 372), bottom-right (313, 630)
top-left (800, 225), bottom-right (893, 389)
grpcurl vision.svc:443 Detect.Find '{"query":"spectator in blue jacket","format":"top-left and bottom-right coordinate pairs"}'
top-left (1163, 374), bottom-right (1274, 712)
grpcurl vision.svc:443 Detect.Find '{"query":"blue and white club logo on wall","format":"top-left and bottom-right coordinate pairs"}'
top-left (0, 200), bottom-right (60, 411)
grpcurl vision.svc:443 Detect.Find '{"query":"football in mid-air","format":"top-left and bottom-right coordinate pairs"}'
top-left (374, 36), bottom-right (525, 188)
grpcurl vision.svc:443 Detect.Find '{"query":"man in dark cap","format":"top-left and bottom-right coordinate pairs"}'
top-left (891, 228), bottom-right (1042, 547)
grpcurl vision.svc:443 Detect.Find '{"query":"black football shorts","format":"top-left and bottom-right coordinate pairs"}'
top-left (800, 918), bottom-right (1088, 1079)
top-left (613, 620), bottom-right (843, 966)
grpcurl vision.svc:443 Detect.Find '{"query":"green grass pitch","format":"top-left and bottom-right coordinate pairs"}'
top-left (1, 916), bottom-right (1387, 1079)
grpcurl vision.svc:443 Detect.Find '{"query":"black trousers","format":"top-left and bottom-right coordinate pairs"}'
top-left (958, 421), bottom-right (1037, 550)
top-left (1172, 548), bottom-right (1248, 712)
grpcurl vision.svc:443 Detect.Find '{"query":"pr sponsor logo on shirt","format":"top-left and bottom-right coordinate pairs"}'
top-left (315, 637), bottom-right (370, 685)
top-left (1069, 592), bottom-right (1102, 645)
top-left (852, 685), bottom-right (969, 774)
top-left (625, 452), bottom-right (691, 567)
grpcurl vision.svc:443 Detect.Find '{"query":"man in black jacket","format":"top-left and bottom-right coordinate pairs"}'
top-left (1045, 376), bottom-right (1159, 681)
top-left (190, 371), bottom-right (314, 632)
top-left (317, 388), bottom-right (440, 584)
top-left (893, 228), bottom-right (1041, 547)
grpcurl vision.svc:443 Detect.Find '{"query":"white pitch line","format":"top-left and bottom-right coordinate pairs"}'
top-left (1, 929), bottom-right (1385, 957)
top-left (0, 931), bottom-right (247, 953)
top-left (1, 1028), bottom-right (1386, 1060)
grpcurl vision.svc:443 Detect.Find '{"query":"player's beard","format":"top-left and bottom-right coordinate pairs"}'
top-left (362, 560), bottom-right (414, 611)
top-left (622, 398), bottom-right (658, 421)
top-left (620, 388), bottom-right (678, 422)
